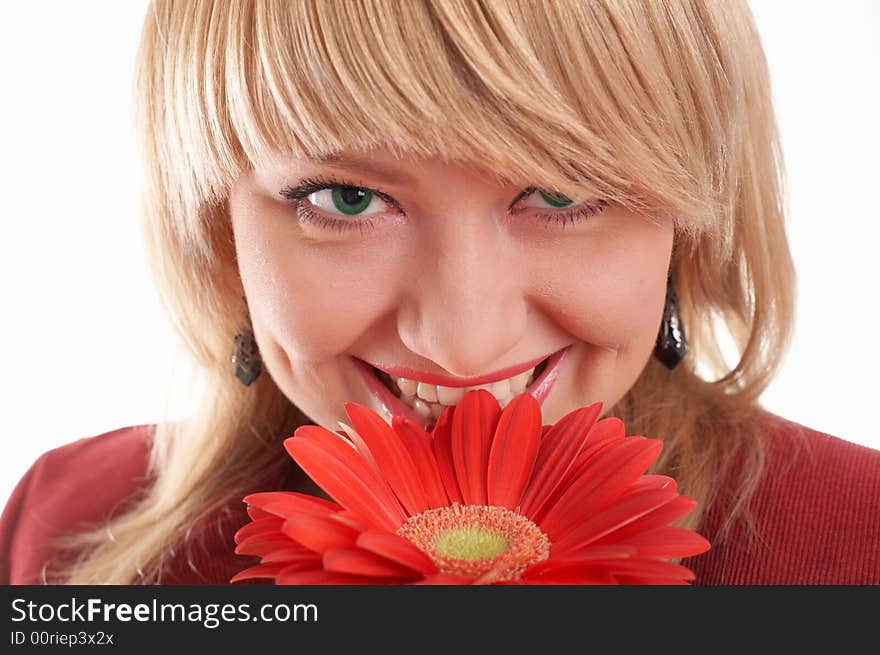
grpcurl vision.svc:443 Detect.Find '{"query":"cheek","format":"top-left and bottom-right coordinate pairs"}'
top-left (529, 221), bottom-right (672, 350)
top-left (234, 227), bottom-right (399, 362)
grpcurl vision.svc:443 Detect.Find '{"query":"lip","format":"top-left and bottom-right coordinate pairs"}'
top-left (354, 345), bottom-right (571, 430)
top-left (362, 352), bottom-right (551, 388)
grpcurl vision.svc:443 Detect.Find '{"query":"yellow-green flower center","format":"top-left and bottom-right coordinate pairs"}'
top-left (396, 503), bottom-right (550, 582)
top-left (435, 527), bottom-right (509, 560)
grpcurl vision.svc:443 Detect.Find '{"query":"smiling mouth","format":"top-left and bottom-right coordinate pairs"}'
top-left (369, 355), bottom-right (551, 415)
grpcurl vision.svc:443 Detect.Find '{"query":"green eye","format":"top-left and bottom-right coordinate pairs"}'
top-left (539, 190), bottom-right (574, 208)
top-left (331, 186), bottom-right (374, 215)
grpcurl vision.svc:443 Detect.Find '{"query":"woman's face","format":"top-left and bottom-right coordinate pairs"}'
top-left (228, 150), bottom-right (674, 431)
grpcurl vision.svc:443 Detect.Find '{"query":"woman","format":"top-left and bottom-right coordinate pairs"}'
top-left (2, 0), bottom-right (877, 585)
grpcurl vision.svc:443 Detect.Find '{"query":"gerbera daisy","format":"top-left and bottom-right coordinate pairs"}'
top-left (231, 390), bottom-right (710, 585)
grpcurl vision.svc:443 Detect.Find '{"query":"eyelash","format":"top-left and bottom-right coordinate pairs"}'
top-left (278, 175), bottom-right (609, 234)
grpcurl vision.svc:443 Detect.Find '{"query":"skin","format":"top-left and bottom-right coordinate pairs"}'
top-left (228, 149), bottom-right (674, 434)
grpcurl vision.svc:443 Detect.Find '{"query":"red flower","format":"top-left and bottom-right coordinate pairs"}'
top-left (231, 390), bottom-right (710, 584)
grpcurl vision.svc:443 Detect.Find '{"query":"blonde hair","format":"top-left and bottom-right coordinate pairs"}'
top-left (56, 0), bottom-right (795, 583)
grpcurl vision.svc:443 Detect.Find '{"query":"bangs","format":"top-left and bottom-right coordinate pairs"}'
top-left (157, 0), bottom-right (752, 247)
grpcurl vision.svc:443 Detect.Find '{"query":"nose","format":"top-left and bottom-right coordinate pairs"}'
top-left (396, 213), bottom-right (527, 378)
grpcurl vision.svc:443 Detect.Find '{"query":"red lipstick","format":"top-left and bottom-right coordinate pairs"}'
top-left (362, 352), bottom-right (551, 388)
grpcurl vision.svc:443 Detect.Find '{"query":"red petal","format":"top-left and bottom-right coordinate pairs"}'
top-left (281, 513), bottom-right (360, 553)
top-left (286, 431), bottom-right (405, 531)
top-left (233, 517), bottom-right (284, 544)
top-left (393, 416), bottom-right (449, 508)
top-left (592, 558), bottom-right (697, 583)
top-left (628, 474), bottom-right (678, 492)
top-left (246, 506), bottom-right (275, 521)
top-left (526, 558), bottom-right (696, 585)
top-left (276, 568), bottom-right (374, 585)
top-left (552, 487), bottom-right (678, 556)
top-left (608, 526), bottom-right (711, 559)
top-left (261, 548), bottom-right (322, 564)
top-left (591, 495), bottom-right (696, 546)
top-left (230, 562), bottom-right (292, 583)
top-left (587, 416), bottom-right (626, 441)
top-left (519, 402), bottom-right (602, 516)
top-left (568, 428), bottom-right (625, 465)
top-left (520, 561), bottom-right (617, 585)
top-left (563, 417), bottom-right (628, 471)
top-left (532, 439), bottom-right (629, 526)
top-left (528, 423), bottom-right (625, 523)
top-left (356, 531), bottom-right (438, 575)
top-left (451, 389), bottom-right (502, 505)
top-left (332, 425), bottom-right (382, 485)
top-left (343, 403), bottom-right (429, 516)
top-left (243, 490), bottom-right (342, 518)
top-left (234, 535), bottom-right (296, 558)
top-left (560, 544), bottom-right (639, 560)
top-left (333, 510), bottom-right (370, 531)
top-left (541, 437), bottom-right (663, 537)
top-left (323, 547), bottom-right (424, 579)
top-left (432, 407), bottom-right (464, 504)
top-left (486, 394), bottom-right (542, 509)
top-left (558, 420), bottom-right (629, 487)
top-left (614, 575), bottom-right (691, 585)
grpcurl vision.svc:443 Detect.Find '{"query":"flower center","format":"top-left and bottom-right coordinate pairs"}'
top-left (435, 527), bottom-right (509, 560)
top-left (396, 504), bottom-right (550, 582)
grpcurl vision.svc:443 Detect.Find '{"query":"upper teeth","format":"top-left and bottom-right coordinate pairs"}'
top-left (393, 366), bottom-right (537, 417)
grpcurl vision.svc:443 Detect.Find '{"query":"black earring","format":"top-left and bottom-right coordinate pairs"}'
top-left (232, 306), bottom-right (262, 387)
top-left (653, 275), bottom-right (687, 369)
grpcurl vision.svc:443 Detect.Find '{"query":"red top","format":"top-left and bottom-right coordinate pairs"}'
top-left (2, 411), bottom-right (878, 585)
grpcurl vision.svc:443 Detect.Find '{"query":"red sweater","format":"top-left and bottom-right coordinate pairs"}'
top-left (2, 411), bottom-right (878, 585)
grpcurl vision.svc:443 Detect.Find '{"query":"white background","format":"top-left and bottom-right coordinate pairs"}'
top-left (1, 1), bottom-right (878, 508)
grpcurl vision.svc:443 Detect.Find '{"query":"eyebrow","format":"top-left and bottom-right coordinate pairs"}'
top-left (311, 153), bottom-right (419, 187)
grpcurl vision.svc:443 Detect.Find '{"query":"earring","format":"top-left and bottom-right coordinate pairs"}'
top-left (653, 275), bottom-right (687, 369)
top-left (232, 305), bottom-right (262, 386)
